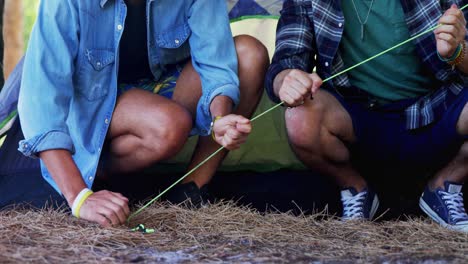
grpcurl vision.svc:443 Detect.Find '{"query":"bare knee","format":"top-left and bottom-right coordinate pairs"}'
top-left (233, 35), bottom-right (269, 115)
top-left (235, 35), bottom-right (269, 88)
top-left (286, 103), bottom-right (325, 152)
top-left (144, 105), bottom-right (192, 158)
top-left (235, 34), bottom-right (269, 66)
top-left (286, 101), bottom-right (351, 164)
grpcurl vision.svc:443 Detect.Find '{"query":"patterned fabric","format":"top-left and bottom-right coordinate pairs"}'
top-left (227, 0), bottom-right (284, 18)
top-left (117, 63), bottom-right (185, 99)
top-left (266, 0), bottom-right (468, 130)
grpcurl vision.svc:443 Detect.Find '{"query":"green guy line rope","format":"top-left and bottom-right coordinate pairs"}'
top-left (128, 147), bottom-right (225, 221)
top-left (127, 4), bottom-right (468, 223)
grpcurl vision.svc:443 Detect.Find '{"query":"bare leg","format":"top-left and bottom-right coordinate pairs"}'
top-left (172, 35), bottom-right (269, 187)
top-left (429, 102), bottom-right (468, 188)
top-left (285, 90), bottom-right (367, 191)
top-left (107, 89), bottom-right (192, 173)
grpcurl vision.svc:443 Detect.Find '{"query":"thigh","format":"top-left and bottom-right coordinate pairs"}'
top-left (108, 88), bottom-right (190, 139)
top-left (171, 60), bottom-right (201, 118)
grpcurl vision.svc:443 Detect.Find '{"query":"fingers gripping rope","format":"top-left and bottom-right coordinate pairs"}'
top-left (127, 4), bottom-right (468, 226)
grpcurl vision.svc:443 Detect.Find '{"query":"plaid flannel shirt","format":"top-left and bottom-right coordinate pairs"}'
top-left (266, 0), bottom-right (468, 129)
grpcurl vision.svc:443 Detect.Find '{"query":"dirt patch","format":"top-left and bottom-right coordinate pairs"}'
top-left (1, 202), bottom-right (467, 263)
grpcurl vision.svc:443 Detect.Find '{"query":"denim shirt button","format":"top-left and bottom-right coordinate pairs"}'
top-left (88, 176), bottom-right (93, 181)
top-left (117, 24), bottom-right (123, 31)
top-left (325, 62), bottom-right (329, 67)
top-left (96, 62), bottom-right (101, 67)
top-left (105, 118), bottom-right (109, 124)
top-left (338, 23), bottom-right (343, 28)
top-left (175, 39), bottom-right (180, 44)
top-left (23, 143), bottom-right (28, 149)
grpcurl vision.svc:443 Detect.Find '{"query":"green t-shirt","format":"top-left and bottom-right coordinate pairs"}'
top-left (339, 0), bottom-right (438, 104)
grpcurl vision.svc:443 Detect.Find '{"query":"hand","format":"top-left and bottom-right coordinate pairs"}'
top-left (212, 114), bottom-right (251, 150)
top-left (435, 4), bottom-right (467, 58)
top-left (78, 190), bottom-right (130, 227)
top-left (277, 70), bottom-right (323, 107)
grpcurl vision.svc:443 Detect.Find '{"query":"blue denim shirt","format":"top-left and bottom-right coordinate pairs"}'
top-left (17, 0), bottom-right (240, 194)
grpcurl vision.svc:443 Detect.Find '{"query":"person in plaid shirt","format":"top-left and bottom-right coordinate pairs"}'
top-left (266, 0), bottom-right (468, 231)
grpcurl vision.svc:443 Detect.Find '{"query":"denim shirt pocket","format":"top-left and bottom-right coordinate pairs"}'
top-left (76, 49), bottom-right (115, 101)
top-left (156, 22), bottom-right (191, 65)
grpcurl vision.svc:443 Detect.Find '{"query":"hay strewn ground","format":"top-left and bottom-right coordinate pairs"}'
top-left (1, 202), bottom-right (467, 263)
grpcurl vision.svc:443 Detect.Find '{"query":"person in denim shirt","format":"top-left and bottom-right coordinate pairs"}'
top-left (18, 0), bottom-right (269, 226)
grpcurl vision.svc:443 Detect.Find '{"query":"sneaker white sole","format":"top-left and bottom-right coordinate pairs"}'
top-left (419, 197), bottom-right (468, 233)
top-left (369, 195), bottom-right (379, 220)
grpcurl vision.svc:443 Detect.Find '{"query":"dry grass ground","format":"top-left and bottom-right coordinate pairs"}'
top-left (1, 202), bottom-right (467, 263)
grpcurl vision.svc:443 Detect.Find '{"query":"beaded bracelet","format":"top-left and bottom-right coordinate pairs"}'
top-left (437, 43), bottom-right (463, 62)
top-left (448, 41), bottom-right (466, 68)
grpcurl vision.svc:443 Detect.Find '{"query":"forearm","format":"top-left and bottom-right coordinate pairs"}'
top-left (210, 95), bottom-right (233, 117)
top-left (39, 149), bottom-right (86, 205)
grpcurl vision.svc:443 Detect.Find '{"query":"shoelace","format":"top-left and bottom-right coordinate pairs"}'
top-left (341, 191), bottom-right (367, 219)
top-left (440, 191), bottom-right (468, 223)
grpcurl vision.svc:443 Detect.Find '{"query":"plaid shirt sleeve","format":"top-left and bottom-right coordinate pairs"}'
top-left (265, 0), bottom-right (316, 103)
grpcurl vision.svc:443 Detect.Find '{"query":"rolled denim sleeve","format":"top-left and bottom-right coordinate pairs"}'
top-left (265, 0), bottom-right (316, 103)
top-left (18, 131), bottom-right (75, 158)
top-left (188, 0), bottom-right (240, 136)
top-left (18, 0), bottom-right (79, 157)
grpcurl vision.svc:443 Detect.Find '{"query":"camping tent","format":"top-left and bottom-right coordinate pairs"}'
top-left (227, 0), bottom-right (283, 18)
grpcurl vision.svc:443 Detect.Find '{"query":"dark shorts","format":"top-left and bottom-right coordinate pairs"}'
top-left (325, 86), bottom-right (468, 177)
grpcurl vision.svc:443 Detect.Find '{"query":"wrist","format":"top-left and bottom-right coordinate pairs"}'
top-left (273, 70), bottom-right (290, 98)
top-left (438, 42), bottom-right (464, 62)
top-left (64, 184), bottom-right (88, 206)
top-left (210, 115), bottom-right (222, 140)
top-left (448, 41), bottom-right (466, 68)
top-left (210, 95), bottom-right (233, 117)
top-left (71, 188), bottom-right (94, 218)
